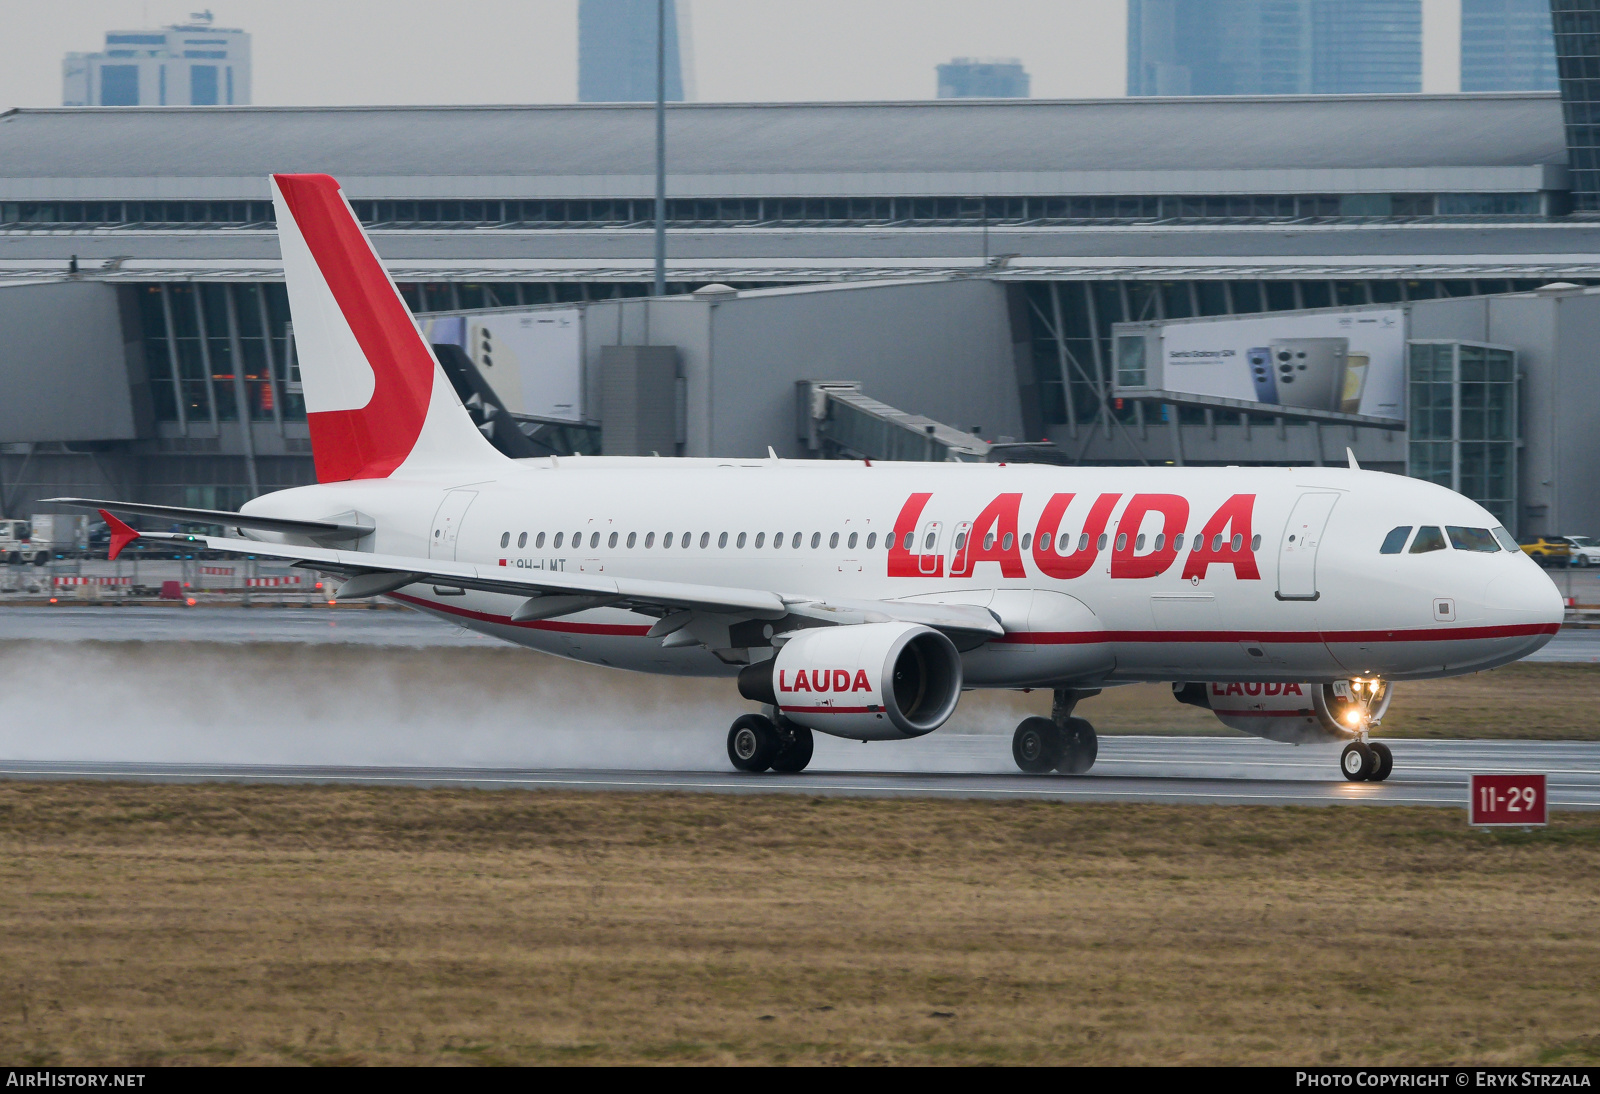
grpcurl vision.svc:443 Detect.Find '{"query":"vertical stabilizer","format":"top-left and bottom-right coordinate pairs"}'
top-left (271, 173), bottom-right (504, 482)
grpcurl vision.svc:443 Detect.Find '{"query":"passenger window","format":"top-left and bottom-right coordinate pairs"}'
top-left (1038, 532), bottom-right (1051, 551)
top-left (794, 533), bottom-right (803, 548)
top-left (646, 532), bottom-right (655, 548)
top-left (1021, 533), bottom-right (1031, 550)
top-left (591, 532), bottom-right (601, 549)
top-left (1097, 534), bottom-right (1108, 551)
top-left (718, 532), bottom-right (728, 548)
top-left (1380, 526), bottom-right (1411, 554)
top-left (536, 532), bottom-right (545, 548)
top-left (1231, 533), bottom-right (1243, 551)
top-left (848, 532), bottom-right (858, 549)
top-left (572, 529), bottom-right (581, 544)
top-left (1002, 533), bottom-right (1014, 551)
top-left (608, 532), bottom-right (618, 548)
top-left (983, 532), bottom-right (995, 550)
top-left (812, 532), bottom-right (822, 549)
top-left (1080, 534), bottom-right (1090, 552)
top-left (1448, 526), bottom-right (1500, 553)
top-left (684, 532), bottom-right (694, 549)
top-left (1134, 534), bottom-right (1145, 551)
top-left (755, 532), bottom-right (765, 548)
top-left (1152, 534), bottom-right (1163, 551)
top-left (737, 532), bottom-right (746, 548)
top-left (829, 532), bottom-right (839, 549)
top-left (1173, 533), bottom-right (1184, 551)
top-left (1115, 533), bottom-right (1127, 551)
top-left (518, 532), bottom-right (527, 548)
top-left (627, 532), bottom-right (637, 548)
top-left (663, 532), bottom-right (673, 548)
top-left (866, 532), bottom-right (877, 549)
top-left (1251, 534), bottom-right (1261, 550)
top-left (1410, 526), bottom-right (1448, 553)
top-left (554, 532), bottom-right (564, 548)
top-left (500, 532), bottom-right (510, 548)
top-left (1492, 527), bottom-right (1518, 552)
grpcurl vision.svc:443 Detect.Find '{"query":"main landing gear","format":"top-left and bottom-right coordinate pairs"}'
top-left (1340, 740), bottom-right (1393, 783)
top-left (727, 713), bottom-right (814, 774)
top-left (1012, 688), bottom-right (1099, 775)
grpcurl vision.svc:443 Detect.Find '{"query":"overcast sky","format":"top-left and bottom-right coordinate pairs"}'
top-left (0, 0), bottom-right (1463, 111)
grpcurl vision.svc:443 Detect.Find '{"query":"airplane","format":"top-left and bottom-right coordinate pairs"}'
top-left (50, 173), bottom-right (1566, 783)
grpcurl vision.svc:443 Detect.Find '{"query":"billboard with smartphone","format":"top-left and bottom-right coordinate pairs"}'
top-left (420, 309), bottom-right (584, 422)
top-left (1145, 309), bottom-right (1405, 421)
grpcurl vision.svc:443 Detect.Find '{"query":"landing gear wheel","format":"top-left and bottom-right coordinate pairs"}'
top-left (769, 722), bottom-right (815, 773)
top-left (1059, 717), bottom-right (1099, 775)
top-left (728, 714), bottom-right (780, 773)
top-left (1367, 741), bottom-right (1393, 783)
top-left (1340, 741), bottom-right (1375, 782)
top-left (1012, 717), bottom-right (1062, 774)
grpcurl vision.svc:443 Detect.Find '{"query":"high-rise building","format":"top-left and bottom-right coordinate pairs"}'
top-left (62, 17), bottom-right (250, 107)
top-left (1551, 0), bottom-right (1600, 211)
top-left (578, 0), bottom-right (695, 103)
top-left (1462, 0), bottom-right (1558, 91)
top-left (936, 58), bottom-right (1031, 99)
top-left (1128, 0), bottom-right (1420, 96)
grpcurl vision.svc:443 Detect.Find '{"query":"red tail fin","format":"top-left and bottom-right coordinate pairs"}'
top-left (271, 173), bottom-right (501, 482)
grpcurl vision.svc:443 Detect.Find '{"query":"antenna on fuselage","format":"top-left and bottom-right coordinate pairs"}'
top-left (1346, 447), bottom-right (1361, 471)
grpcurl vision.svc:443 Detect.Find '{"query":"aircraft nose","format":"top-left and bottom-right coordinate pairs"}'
top-left (1484, 563), bottom-right (1565, 653)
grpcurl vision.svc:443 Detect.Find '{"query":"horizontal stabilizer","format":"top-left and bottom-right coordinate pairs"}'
top-left (44, 498), bottom-right (374, 541)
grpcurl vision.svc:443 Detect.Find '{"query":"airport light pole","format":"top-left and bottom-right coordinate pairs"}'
top-left (653, 0), bottom-right (666, 296)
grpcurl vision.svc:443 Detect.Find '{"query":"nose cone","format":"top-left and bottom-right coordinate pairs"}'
top-left (1485, 561), bottom-right (1565, 659)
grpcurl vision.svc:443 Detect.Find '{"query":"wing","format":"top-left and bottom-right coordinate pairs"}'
top-left (132, 527), bottom-right (1004, 639)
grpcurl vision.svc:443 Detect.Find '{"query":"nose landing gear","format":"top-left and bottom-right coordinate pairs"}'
top-left (1012, 688), bottom-right (1099, 775)
top-left (1324, 679), bottom-right (1394, 783)
top-left (1339, 740), bottom-right (1394, 782)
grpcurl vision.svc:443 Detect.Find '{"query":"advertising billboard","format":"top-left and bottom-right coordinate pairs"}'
top-left (421, 308), bottom-right (584, 422)
top-left (1129, 309), bottom-right (1405, 421)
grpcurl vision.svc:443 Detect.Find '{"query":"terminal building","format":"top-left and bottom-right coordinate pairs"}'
top-left (3, 92), bottom-right (1600, 535)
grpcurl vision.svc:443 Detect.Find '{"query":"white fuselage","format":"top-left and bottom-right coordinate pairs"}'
top-left (242, 457), bottom-right (1564, 689)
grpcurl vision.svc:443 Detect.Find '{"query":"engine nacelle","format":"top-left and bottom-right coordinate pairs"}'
top-left (738, 622), bottom-right (963, 741)
top-left (1173, 679), bottom-right (1394, 744)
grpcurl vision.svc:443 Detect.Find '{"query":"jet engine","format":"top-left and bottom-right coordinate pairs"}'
top-left (738, 622), bottom-right (963, 741)
top-left (1173, 678), bottom-right (1393, 744)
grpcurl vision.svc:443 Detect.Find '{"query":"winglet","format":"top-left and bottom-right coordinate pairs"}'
top-left (99, 509), bottom-right (139, 560)
top-left (1346, 447), bottom-right (1361, 471)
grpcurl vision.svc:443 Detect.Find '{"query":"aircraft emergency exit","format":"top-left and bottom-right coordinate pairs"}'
top-left (52, 173), bottom-right (1565, 783)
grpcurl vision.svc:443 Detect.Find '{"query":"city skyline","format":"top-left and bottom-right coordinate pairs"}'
top-left (2, 0), bottom-right (1481, 111)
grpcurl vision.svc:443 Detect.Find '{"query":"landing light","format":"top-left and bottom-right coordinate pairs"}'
top-left (1344, 710), bottom-right (1362, 727)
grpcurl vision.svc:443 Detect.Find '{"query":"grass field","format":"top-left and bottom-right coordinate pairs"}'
top-left (0, 783), bottom-right (1596, 1066)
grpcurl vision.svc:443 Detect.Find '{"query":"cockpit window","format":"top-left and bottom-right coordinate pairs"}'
top-left (1447, 526), bottom-right (1500, 553)
top-left (1493, 527), bottom-right (1518, 552)
top-left (1409, 526), bottom-right (1447, 554)
top-left (1380, 526), bottom-right (1412, 554)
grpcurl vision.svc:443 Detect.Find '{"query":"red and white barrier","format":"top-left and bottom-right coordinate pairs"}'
top-left (246, 576), bottom-right (302, 587)
top-left (201, 566), bottom-right (236, 576)
top-left (53, 576), bottom-right (132, 586)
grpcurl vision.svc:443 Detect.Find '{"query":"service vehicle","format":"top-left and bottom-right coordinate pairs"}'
top-left (0, 520), bottom-right (47, 565)
top-left (1561, 535), bottom-right (1600, 568)
top-left (52, 174), bottom-right (1565, 785)
top-left (1518, 534), bottom-right (1572, 567)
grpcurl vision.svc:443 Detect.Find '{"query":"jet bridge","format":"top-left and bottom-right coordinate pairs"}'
top-left (796, 381), bottom-right (991, 463)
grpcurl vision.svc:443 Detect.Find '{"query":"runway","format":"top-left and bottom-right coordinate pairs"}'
top-left (3, 736), bottom-right (1596, 809)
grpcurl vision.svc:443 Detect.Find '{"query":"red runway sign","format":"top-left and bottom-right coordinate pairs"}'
top-left (1469, 773), bottom-right (1547, 826)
